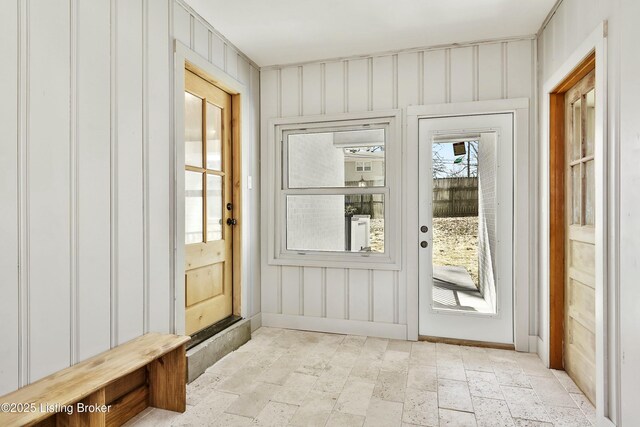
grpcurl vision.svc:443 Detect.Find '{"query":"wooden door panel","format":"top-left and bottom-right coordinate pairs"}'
top-left (568, 226), bottom-right (595, 245)
top-left (186, 264), bottom-right (224, 307)
top-left (185, 241), bottom-right (225, 270)
top-left (185, 292), bottom-right (233, 335)
top-left (184, 70), bottom-right (234, 336)
top-left (565, 343), bottom-right (595, 400)
top-left (567, 317), bottom-right (596, 356)
top-left (568, 267), bottom-right (595, 289)
top-left (568, 239), bottom-right (595, 274)
top-left (567, 279), bottom-right (595, 332)
top-left (564, 69), bottom-right (595, 404)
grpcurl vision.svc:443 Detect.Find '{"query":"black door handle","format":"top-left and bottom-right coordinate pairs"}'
top-left (420, 241), bottom-right (428, 248)
top-left (226, 218), bottom-right (237, 226)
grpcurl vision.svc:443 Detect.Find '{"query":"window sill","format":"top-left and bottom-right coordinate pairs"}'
top-left (268, 252), bottom-right (401, 271)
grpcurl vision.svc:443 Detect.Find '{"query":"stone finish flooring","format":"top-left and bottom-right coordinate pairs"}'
top-left (127, 327), bottom-right (596, 427)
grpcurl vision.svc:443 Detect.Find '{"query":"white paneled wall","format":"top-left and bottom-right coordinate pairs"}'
top-left (536, 0), bottom-right (626, 422)
top-left (0, 0), bottom-right (19, 394)
top-left (0, 0), bottom-right (260, 395)
top-left (172, 1), bottom-right (262, 325)
top-left (261, 39), bottom-right (535, 339)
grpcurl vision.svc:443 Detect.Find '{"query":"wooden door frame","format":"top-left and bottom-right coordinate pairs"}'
top-left (173, 41), bottom-right (249, 336)
top-left (540, 22), bottom-right (617, 424)
top-left (548, 51), bottom-right (595, 370)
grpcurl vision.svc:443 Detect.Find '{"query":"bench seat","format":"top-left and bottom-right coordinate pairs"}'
top-left (0, 333), bottom-right (190, 427)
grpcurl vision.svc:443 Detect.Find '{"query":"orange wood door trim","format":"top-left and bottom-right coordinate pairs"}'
top-left (548, 51), bottom-right (595, 370)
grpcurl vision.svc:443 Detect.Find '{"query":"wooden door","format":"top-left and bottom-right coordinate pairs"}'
top-left (564, 69), bottom-right (596, 403)
top-left (184, 70), bottom-right (234, 335)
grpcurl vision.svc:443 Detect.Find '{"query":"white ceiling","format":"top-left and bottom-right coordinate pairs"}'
top-left (185, 0), bottom-right (556, 67)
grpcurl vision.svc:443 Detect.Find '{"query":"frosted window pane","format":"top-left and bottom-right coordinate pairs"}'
top-left (287, 129), bottom-right (385, 188)
top-left (286, 194), bottom-right (384, 253)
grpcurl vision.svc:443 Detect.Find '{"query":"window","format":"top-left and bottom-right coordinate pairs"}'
top-left (269, 113), bottom-right (401, 269)
top-left (184, 91), bottom-right (224, 244)
top-left (356, 161), bottom-right (372, 172)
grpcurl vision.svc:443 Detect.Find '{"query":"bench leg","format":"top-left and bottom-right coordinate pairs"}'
top-left (148, 344), bottom-right (186, 413)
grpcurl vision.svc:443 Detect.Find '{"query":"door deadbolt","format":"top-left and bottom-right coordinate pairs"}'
top-left (421, 225), bottom-right (428, 233)
top-left (420, 241), bottom-right (428, 248)
top-left (226, 203), bottom-right (233, 211)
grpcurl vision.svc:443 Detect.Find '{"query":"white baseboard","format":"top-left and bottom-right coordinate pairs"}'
top-left (261, 313), bottom-right (407, 340)
top-left (537, 336), bottom-right (549, 366)
top-left (600, 417), bottom-right (616, 427)
top-left (249, 312), bottom-right (262, 333)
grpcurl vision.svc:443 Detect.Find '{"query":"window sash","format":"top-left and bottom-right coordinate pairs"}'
top-left (283, 192), bottom-right (387, 254)
top-left (281, 124), bottom-right (388, 191)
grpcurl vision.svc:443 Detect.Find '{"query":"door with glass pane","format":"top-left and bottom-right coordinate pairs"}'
top-left (418, 113), bottom-right (513, 344)
top-left (564, 69), bottom-right (596, 403)
top-left (184, 70), bottom-right (233, 335)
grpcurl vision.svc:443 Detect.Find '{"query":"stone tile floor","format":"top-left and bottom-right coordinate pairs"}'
top-left (126, 327), bottom-right (595, 427)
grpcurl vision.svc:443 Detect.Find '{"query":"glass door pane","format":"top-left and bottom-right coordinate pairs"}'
top-left (185, 171), bottom-right (203, 244)
top-left (185, 92), bottom-right (203, 167)
top-left (585, 160), bottom-right (595, 225)
top-left (206, 174), bottom-right (223, 241)
top-left (585, 89), bottom-right (595, 156)
top-left (571, 165), bottom-right (582, 225)
top-left (571, 98), bottom-right (582, 161)
top-left (206, 102), bottom-right (223, 170)
top-left (431, 136), bottom-right (496, 314)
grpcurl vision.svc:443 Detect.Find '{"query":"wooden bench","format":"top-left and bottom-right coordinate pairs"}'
top-left (0, 333), bottom-right (190, 427)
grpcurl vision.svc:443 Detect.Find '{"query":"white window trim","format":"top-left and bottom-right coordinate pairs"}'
top-left (266, 111), bottom-right (402, 270)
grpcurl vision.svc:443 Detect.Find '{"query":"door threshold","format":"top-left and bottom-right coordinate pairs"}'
top-left (419, 335), bottom-right (514, 351)
top-left (187, 315), bottom-right (243, 350)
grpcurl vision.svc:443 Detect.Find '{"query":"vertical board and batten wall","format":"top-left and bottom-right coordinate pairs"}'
top-left (0, 0), bottom-right (260, 395)
top-left (261, 39), bottom-right (536, 338)
top-left (619, 0), bottom-right (640, 422)
top-left (173, 1), bottom-right (262, 330)
top-left (536, 0), bottom-right (634, 423)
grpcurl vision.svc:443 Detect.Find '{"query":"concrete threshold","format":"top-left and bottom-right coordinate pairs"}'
top-left (186, 317), bottom-right (251, 383)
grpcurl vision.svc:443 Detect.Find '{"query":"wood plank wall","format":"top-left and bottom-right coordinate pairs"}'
top-left (261, 39), bottom-right (536, 338)
top-left (0, 0), bottom-right (260, 395)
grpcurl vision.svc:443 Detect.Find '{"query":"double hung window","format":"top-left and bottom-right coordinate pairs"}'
top-left (270, 113), bottom-right (401, 269)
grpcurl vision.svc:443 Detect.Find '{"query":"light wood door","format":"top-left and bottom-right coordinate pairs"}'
top-left (564, 69), bottom-right (596, 403)
top-left (184, 70), bottom-right (234, 335)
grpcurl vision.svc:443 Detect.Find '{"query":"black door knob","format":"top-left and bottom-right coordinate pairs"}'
top-left (421, 225), bottom-right (428, 233)
top-left (226, 218), bottom-right (237, 226)
top-left (420, 241), bottom-right (428, 248)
